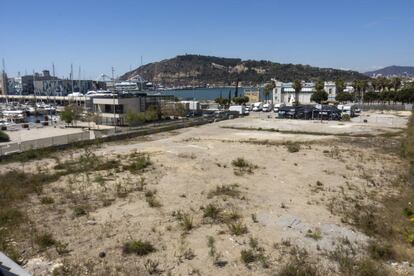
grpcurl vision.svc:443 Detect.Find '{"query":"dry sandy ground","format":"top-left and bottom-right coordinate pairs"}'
top-left (6, 111), bottom-right (411, 275)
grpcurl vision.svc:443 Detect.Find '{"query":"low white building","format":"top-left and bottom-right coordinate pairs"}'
top-left (272, 79), bottom-right (337, 105)
top-left (92, 93), bottom-right (173, 125)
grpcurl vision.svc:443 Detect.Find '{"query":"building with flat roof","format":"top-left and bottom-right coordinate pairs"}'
top-left (272, 80), bottom-right (338, 105)
top-left (92, 93), bottom-right (174, 125)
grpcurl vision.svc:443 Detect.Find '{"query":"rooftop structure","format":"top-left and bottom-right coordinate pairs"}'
top-left (272, 79), bottom-right (338, 105)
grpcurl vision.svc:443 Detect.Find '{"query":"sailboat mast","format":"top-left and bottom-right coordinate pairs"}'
top-left (78, 66), bottom-right (81, 93)
top-left (71, 64), bottom-right (74, 94)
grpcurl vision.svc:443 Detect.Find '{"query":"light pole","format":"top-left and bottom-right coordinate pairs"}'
top-left (112, 66), bottom-right (116, 132)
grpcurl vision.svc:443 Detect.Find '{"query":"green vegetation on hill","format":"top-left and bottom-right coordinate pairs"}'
top-left (121, 54), bottom-right (369, 86)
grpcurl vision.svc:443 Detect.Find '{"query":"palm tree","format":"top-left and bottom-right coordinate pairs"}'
top-left (352, 80), bottom-right (360, 102)
top-left (359, 80), bottom-right (368, 105)
top-left (315, 80), bottom-right (324, 92)
top-left (335, 79), bottom-right (345, 93)
top-left (392, 77), bottom-right (401, 91)
top-left (292, 80), bottom-right (302, 106)
top-left (264, 81), bottom-right (276, 102)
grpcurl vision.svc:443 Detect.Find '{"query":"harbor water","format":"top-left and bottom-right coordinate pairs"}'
top-left (148, 87), bottom-right (266, 101)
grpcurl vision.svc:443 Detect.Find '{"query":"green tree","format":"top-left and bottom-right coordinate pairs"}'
top-left (335, 79), bottom-right (345, 93)
top-left (60, 104), bottom-right (82, 125)
top-left (125, 110), bottom-right (144, 127)
top-left (311, 90), bottom-right (328, 104)
top-left (264, 81), bottom-right (275, 102)
top-left (233, 96), bottom-right (249, 105)
top-left (359, 80), bottom-right (368, 104)
top-left (391, 77), bottom-right (402, 91)
top-left (315, 80), bottom-right (324, 92)
top-left (292, 80), bottom-right (302, 106)
top-left (336, 92), bottom-right (353, 102)
top-left (214, 97), bottom-right (230, 107)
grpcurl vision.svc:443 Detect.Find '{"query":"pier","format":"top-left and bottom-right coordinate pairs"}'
top-left (0, 94), bottom-right (87, 105)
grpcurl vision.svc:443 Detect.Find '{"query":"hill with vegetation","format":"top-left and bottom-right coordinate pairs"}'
top-left (365, 66), bottom-right (414, 77)
top-left (120, 55), bottom-right (369, 86)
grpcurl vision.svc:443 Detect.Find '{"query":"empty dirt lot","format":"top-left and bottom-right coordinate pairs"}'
top-left (1, 111), bottom-right (414, 275)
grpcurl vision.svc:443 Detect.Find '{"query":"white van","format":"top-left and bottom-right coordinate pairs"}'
top-left (229, 105), bottom-right (247, 115)
top-left (337, 104), bottom-right (356, 117)
top-left (252, 102), bottom-right (263, 112)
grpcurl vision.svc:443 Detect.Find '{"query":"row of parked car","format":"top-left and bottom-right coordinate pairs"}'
top-left (276, 104), bottom-right (360, 120)
top-left (243, 102), bottom-right (360, 121)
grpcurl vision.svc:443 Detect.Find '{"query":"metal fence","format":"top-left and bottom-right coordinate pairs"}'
top-left (355, 103), bottom-right (413, 111)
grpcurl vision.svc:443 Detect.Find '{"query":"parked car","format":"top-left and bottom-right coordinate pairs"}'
top-left (273, 103), bottom-right (285, 113)
top-left (314, 105), bottom-right (341, 120)
top-left (297, 105), bottom-right (317, 120)
top-left (262, 103), bottom-right (273, 112)
top-left (278, 106), bottom-right (305, 119)
top-left (252, 102), bottom-right (263, 112)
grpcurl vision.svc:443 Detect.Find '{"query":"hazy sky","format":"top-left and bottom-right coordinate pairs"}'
top-left (1, 0), bottom-right (413, 79)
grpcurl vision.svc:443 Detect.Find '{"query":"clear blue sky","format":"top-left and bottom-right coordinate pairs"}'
top-left (1, 0), bottom-right (413, 79)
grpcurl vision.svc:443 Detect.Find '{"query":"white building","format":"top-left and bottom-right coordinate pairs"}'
top-left (272, 79), bottom-right (337, 105)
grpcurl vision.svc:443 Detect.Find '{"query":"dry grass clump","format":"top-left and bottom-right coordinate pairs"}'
top-left (35, 232), bottom-right (57, 250)
top-left (54, 149), bottom-right (120, 174)
top-left (305, 228), bottom-right (322, 240)
top-left (329, 244), bottom-right (390, 276)
top-left (125, 153), bottom-right (152, 174)
top-left (228, 221), bottom-right (248, 236)
top-left (72, 205), bottom-right (88, 217)
top-left (277, 247), bottom-right (324, 276)
top-left (286, 142), bottom-right (300, 153)
top-left (207, 184), bottom-right (241, 199)
top-left (180, 213), bottom-right (194, 232)
top-left (240, 237), bottom-right (268, 267)
top-left (40, 196), bottom-right (55, 204)
top-left (203, 203), bottom-right (222, 221)
top-left (145, 190), bottom-right (162, 208)
top-left (231, 158), bottom-right (258, 175)
top-left (123, 240), bottom-right (156, 256)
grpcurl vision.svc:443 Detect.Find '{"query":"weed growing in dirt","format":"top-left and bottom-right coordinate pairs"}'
top-left (207, 184), bottom-right (241, 198)
top-left (286, 143), bottom-right (300, 153)
top-left (203, 204), bottom-right (222, 221)
top-left (277, 247), bottom-right (323, 276)
top-left (179, 213), bottom-right (194, 232)
top-left (231, 158), bottom-right (258, 175)
top-left (228, 221), bottom-right (248, 236)
top-left (40, 196), bottom-right (55, 204)
top-left (125, 153), bottom-right (152, 174)
top-left (145, 190), bottom-right (162, 208)
top-left (123, 240), bottom-right (156, 256)
top-left (72, 206), bottom-right (88, 217)
top-left (35, 232), bottom-right (57, 249)
top-left (305, 229), bottom-right (322, 240)
top-left (207, 236), bottom-right (216, 257)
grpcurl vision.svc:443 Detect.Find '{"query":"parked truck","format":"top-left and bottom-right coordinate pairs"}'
top-left (229, 105), bottom-right (247, 115)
